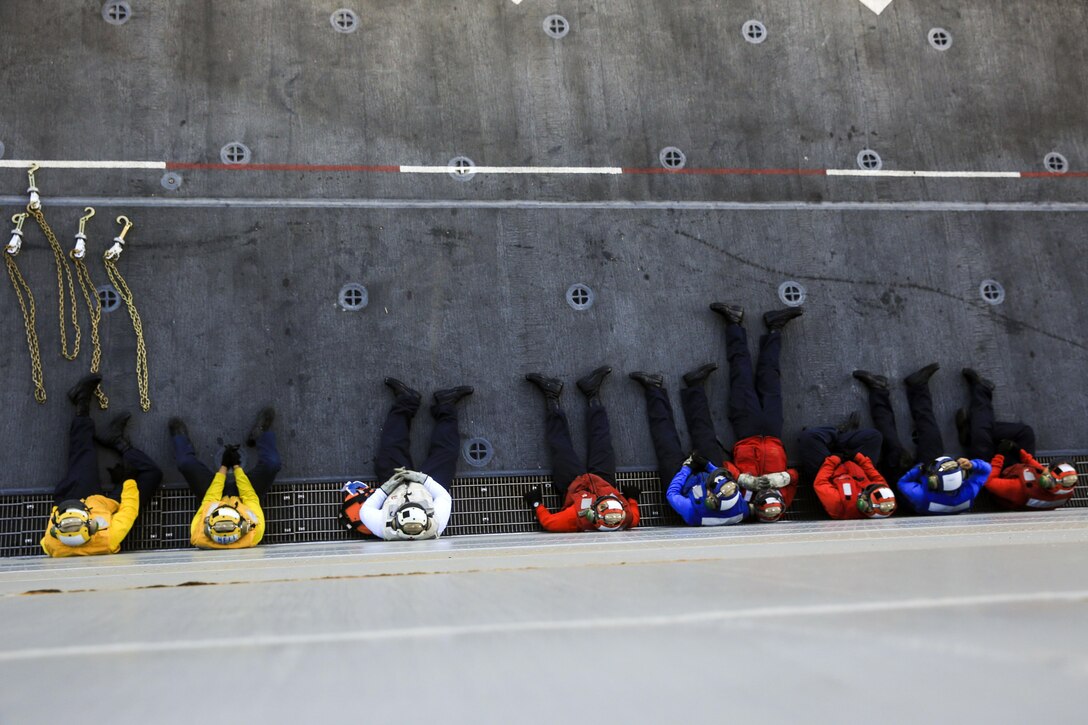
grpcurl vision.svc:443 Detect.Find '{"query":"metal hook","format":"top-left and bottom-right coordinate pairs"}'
top-left (115, 215), bottom-right (133, 242)
top-left (78, 207), bottom-right (96, 236)
top-left (27, 162), bottom-right (39, 186)
top-left (11, 213), bottom-right (28, 232)
top-left (26, 163), bottom-right (42, 210)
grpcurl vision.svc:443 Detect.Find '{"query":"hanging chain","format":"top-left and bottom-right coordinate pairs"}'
top-left (72, 207), bottom-right (108, 409)
top-left (4, 214), bottom-right (46, 403)
top-left (105, 216), bottom-right (150, 412)
top-left (28, 205), bottom-right (81, 361)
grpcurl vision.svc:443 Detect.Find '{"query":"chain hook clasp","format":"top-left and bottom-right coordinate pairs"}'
top-left (72, 207), bottom-right (96, 259)
top-left (7, 213), bottom-right (29, 255)
top-left (105, 215), bottom-right (133, 261)
top-left (26, 163), bottom-right (41, 211)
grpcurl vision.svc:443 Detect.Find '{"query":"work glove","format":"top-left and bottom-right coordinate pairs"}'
top-left (682, 453), bottom-right (695, 468)
top-left (957, 458), bottom-right (974, 471)
top-left (381, 470), bottom-right (407, 496)
top-left (621, 485), bottom-right (641, 502)
top-left (690, 453), bottom-right (709, 473)
top-left (399, 469), bottom-right (428, 485)
top-left (107, 462), bottom-right (137, 486)
top-left (221, 444), bottom-right (241, 469)
top-left (522, 488), bottom-right (543, 507)
top-left (737, 473), bottom-right (759, 490)
top-left (996, 439), bottom-right (1019, 458)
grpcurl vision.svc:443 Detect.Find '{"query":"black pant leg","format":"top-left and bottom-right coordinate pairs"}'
top-left (867, 387), bottom-right (909, 482)
top-left (54, 415), bottom-right (101, 504)
top-left (993, 421), bottom-right (1036, 456)
top-left (797, 427), bottom-right (836, 483)
top-left (754, 331), bottom-right (784, 438)
top-left (585, 404), bottom-right (617, 486)
top-left (122, 446), bottom-right (163, 509)
top-left (966, 381), bottom-right (997, 460)
top-left (171, 433), bottom-right (215, 499)
top-left (244, 430), bottom-right (283, 501)
top-left (643, 386), bottom-right (685, 490)
top-left (374, 394), bottom-right (420, 483)
top-left (680, 386), bottom-right (724, 462)
top-left (725, 324), bottom-right (764, 440)
top-left (544, 407), bottom-right (584, 498)
top-left (419, 401), bottom-right (461, 492)
top-left (840, 428), bottom-right (883, 462)
top-left (906, 381), bottom-right (945, 463)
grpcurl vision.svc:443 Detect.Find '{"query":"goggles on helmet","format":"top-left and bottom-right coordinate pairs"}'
top-left (52, 501), bottom-right (97, 546)
top-left (752, 490), bottom-right (784, 522)
top-left (205, 506), bottom-right (247, 545)
top-left (394, 502), bottom-right (430, 536)
top-left (590, 495), bottom-right (627, 531)
top-left (928, 457), bottom-right (963, 493)
top-left (1043, 463), bottom-right (1079, 493)
top-left (704, 468), bottom-right (740, 511)
top-left (857, 484), bottom-right (896, 518)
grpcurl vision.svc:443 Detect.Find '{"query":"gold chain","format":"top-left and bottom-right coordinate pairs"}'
top-left (72, 257), bottom-right (108, 409)
top-left (4, 255), bottom-right (46, 403)
top-left (28, 206), bottom-right (81, 361)
top-left (104, 256), bottom-right (150, 412)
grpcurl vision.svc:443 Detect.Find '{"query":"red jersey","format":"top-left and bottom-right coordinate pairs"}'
top-left (813, 453), bottom-right (887, 520)
top-left (534, 473), bottom-right (640, 532)
top-left (985, 451), bottom-right (1074, 510)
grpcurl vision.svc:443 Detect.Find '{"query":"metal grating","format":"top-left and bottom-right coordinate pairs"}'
top-left (4, 455), bottom-right (1086, 557)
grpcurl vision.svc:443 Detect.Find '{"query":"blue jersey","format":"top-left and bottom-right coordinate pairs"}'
top-left (897, 460), bottom-right (992, 514)
top-left (666, 464), bottom-right (748, 526)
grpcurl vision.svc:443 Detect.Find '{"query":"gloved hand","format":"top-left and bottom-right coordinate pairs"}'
top-left (107, 462), bottom-right (137, 486)
top-left (957, 457), bottom-right (974, 471)
top-left (690, 453), bottom-right (709, 472)
top-left (523, 488), bottom-right (543, 507)
top-left (221, 444), bottom-right (241, 469)
top-left (996, 439), bottom-right (1019, 458)
top-left (682, 452), bottom-right (695, 468)
top-left (399, 469), bottom-right (428, 485)
top-left (381, 472), bottom-right (406, 496)
top-left (621, 485), bottom-right (640, 502)
top-left (737, 473), bottom-right (759, 490)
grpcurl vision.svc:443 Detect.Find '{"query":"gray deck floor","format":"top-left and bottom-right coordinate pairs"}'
top-left (3, 512), bottom-right (1087, 723)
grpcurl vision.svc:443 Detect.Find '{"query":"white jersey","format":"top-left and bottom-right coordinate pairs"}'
top-left (360, 474), bottom-right (452, 541)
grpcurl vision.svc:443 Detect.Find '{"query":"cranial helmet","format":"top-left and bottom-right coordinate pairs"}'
top-left (393, 502), bottom-right (431, 536)
top-left (751, 490), bottom-right (785, 523)
top-left (927, 457), bottom-right (963, 493)
top-left (51, 500), bottom-right (98, 547)
top-left (704, 468), bottom-right (740, 512)
top-left (1041, 462), bottom-right (1079, 494)
top-left (589, 495), bottom-right (627, 531)
top-left (857, 484), bottom-right (897, 518)
top-left (204, 505), bottom-right (251, 545)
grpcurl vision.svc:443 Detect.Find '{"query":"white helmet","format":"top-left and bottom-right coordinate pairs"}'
top-left (393, 502), bottom-right (431, 536)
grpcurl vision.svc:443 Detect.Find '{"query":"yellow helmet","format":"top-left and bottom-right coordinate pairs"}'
top-left (204, 505), bottom-right (251, 545)
top-left (50, 500), bottom-right (98, 547)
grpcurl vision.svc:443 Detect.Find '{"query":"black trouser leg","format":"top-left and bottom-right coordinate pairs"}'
top-left (906, 381), bottom-right (945, 463)
top-left (54, 415), bottom-right (101, 504)
top-left (680, 386), bottom-right (724, 463)
top-left (585, 403), bottom-right (617, 487)
top-left (172, 434), bottom-right (215, 500)
top-left (643, 386), bottom-right (685, 490)
top-left (419, 401), bottom-right (461, 492)
top-left (245, 430), bottom-right (283, 501)
top-left (866, 386), bottom-right (909, 482)
top-left (122, 446), bottom-right (163, 509)
top-left (839, 428), bottom-right (883, 462)
top-left (725, 324), bottom-right (764, 440)
top-left (374, 393), bottom-right (420, 484)
top-left (544, 407), bottom-right (583, 498)
top-left (966, 381), bottom-right (997, 460)
top-left (754, 331), bottom-right (784, 438)
top-left (992, 422), bottom-right (1037, 457)
top-left (797, 427), bottom-right (836, 483)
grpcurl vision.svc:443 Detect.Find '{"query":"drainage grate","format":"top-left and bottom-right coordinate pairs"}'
top-left (102, 1), bottom-right (131, 25)
top-left (160, 172), bottom-right (182, 191)
top-left (659, 147), bottom-right (687, 169)
top-left (447, 156), bottom-right (476, 180)
top-left (97, 285), bottom-right (121, 313)
top-left (566, 283), bottom-right (595, 311)
top-left (338, 283), bottom-right (368, 311)
top-left (778, 281), bottom-right (806, 307)
top-left (543, 15), bottom-right (570, 39)
top-left (742, 20), bottom-right (767, 44)
top-left (857, 149), bottom-right (883, 171)
top-left (330, 8), bottom-right (359, 33)
top-left (928, 28), bottom-right (952, 50)
top-left (1044, 152), bottom-right (1068, 174)
top-left (979, 279), bottom-right (1005, 305)
top-left (220, 142), bottom-right (251, 165)
top-left (462, 438), bottom-right (494, 467)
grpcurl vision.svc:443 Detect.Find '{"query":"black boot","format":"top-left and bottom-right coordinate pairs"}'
top-left (852, 369), bottom-right (889, 391)
top-left (904, 362), bottom-right (940, 388)
top-left (709, 302), bottom-right (744, 326)
top-left (434, 386), bottom-right (474, 407)
top-left (837, 411), bottom-right (861, 435)
top-left (682, 363), bottom-right (718, 388)
top-left (96, 412), bottom-right (132, 453)
top-left (961, 367), bottom-right (995, 393)
top-left (576, 366), bottom-right (612, 407)
top-left (525, 373), bottom-right (564, 412)
top-left (628, 371), bottom-right (664, 389)
top-left (168, 416), bottom-right (190, 440)
top-left (954, 408), bottom-right (971, 448)
top-left (384, 377), bottom-right (422, 405)
top-left (245, 406), bottom-right (275, 447)
top-left (763, 307), bottom-right (804, 332)
top-left (67, 374), bottom-right (102, 416)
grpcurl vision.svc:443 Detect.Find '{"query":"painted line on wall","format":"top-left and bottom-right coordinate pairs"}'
top-left (0, 160), bottom-right (167, 170)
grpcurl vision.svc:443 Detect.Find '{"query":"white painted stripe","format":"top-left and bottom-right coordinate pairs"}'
top-left (928, 501), bottom-right (972, 514)
top-left (827, 169), bottom-right (1022, 179)
top-left (399, 165), bottom-right (624, 174)
top-left (1026, 498), bottom-right (1065, 509)
top-left (700, 513), bottom-right (745, 526)
top-left (1, 589), bottom-right (1084, 662)
top-left (0, 160), bottom-right (167, 170)
top-left (858, 0), bottom-right (894, 15)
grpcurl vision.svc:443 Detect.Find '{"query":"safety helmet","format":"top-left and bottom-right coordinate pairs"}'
top-left (50, 500), bottom-right (98, 547)
top-left (392, 502), bottom-right (431, 536)
top-left (1041, 462), bottom-right (1079, 494)
top-left (857, 484), bottom-right (897, 518)
top-left (204, 505), bottom-right (251, 545)
top-left (927, 457), bottom-right (963, 493)
top-left (704, 468), bottom-right (740, 512)
top-left (339, 481), bottom-right (376, 535)
top-left (588, 495), bottom-right (628, 531)
top-left (751, 490), bottom-right (785, 523)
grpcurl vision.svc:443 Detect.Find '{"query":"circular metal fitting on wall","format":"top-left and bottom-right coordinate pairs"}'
top-left (102, 1), bottom-right (131, 25)
top-left (160, 172), bottom-right (182, 191)
top-left (659, 147), bottom-right (687, 169)
top-left (97, 285), bottom-right (121, 313)
top-left (330, 8), bottom-right (359, 33)
top-left (979, 279), bottom-right (1005, 305)
top-left (462, 438), bottom-right (494, 467)
top-left (927, 28), bottom-right (952, 50)
top-left (856, 149), bottom-right (883, 171)
top-left (566, 283), bottom-right (595, 311)
top-left (338, 283), bottom-right (368, 311)
top-left (742, 20), bottom-right (767, 44)
top-left (544, 15), bottom-right (570, 39)
top-left (447, 156), bottom-right (476, 180)
top-left (778, 281), bottom-right (806, 307)
top-left (220, 142), bottom-right (251, 165)
top-left (1044, 152), bottom-right (1068, 173)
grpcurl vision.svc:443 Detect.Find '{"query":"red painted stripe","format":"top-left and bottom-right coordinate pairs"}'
top-left (166, 162), bottom-right (401, 173)
top-left (622, 167), bottom-right (827, 176)
top-left (1020, 171), bottom-right (1088, 178)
